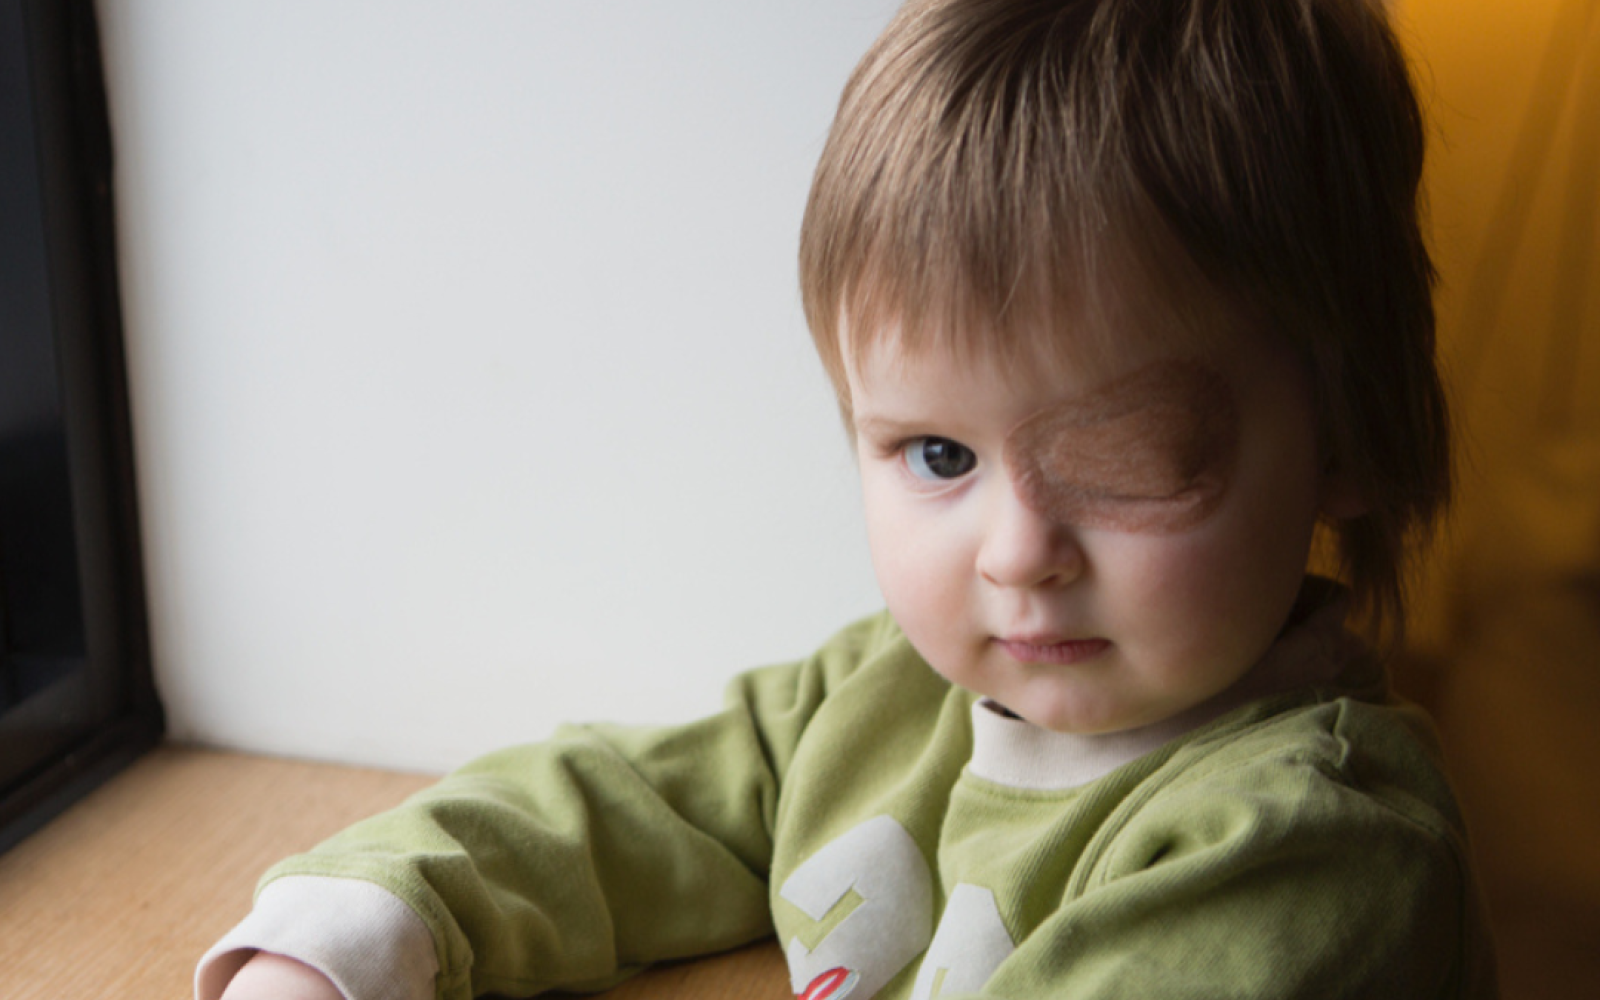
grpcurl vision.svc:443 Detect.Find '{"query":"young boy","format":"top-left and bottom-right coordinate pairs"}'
top-left (201, 1), bottom-right (1497, 997)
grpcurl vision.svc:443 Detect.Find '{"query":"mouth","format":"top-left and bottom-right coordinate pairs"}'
top-left (994, 636), bottom-right (1112, 665)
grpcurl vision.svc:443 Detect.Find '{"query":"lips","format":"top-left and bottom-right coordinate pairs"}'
top-left (995, 636), bottom-right (1111, 665)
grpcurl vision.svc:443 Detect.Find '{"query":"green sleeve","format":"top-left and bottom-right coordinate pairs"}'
top-left (259, 614), bottom-right (892, 1000)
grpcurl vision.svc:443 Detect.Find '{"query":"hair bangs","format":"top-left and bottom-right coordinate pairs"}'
top-left (800, 0), bottom-right (1245, 413)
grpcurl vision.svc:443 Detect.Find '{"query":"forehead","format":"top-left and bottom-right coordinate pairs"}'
top-left (842, 305), bottom-right (1230, 410)
top-left (838, 262), bottom-right (1254, 403)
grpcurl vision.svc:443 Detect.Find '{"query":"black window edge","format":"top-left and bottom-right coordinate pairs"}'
top-left (0, 0), bottom-right (164, 854)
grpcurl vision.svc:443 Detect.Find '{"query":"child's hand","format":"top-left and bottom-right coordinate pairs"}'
top-left (218, 952), bottom-right (345, 1000)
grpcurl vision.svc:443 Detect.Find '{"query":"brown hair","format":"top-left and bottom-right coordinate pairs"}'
top-left (799, 0), bottom-right (1450, 642)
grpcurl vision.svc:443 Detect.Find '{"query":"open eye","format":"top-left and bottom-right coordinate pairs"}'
top-left (903, 437), bottom-right (977, 481)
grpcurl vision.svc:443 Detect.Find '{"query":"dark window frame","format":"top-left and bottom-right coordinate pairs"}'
top-left (0, 0), bottom-right (162, 854)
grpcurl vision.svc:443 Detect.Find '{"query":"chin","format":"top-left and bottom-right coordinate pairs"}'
top-left (1010, 696), bottom-right (1124, 735)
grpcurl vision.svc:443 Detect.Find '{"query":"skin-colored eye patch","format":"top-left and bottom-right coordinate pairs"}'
top-left (1004, 360), bottom-right (1239, 534)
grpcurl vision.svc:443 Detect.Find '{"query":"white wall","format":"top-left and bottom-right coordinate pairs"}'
top-left (96, 1), bottom-right (897, 773)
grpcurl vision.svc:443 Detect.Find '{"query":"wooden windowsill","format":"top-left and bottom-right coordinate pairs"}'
top-left (0, 745), bottom-right (787, 999)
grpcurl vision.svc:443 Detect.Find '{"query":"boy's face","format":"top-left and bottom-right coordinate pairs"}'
top-left (845, 315), bottom-right (1333, 735)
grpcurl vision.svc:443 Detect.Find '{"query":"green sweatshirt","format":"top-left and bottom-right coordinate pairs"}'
top-left (197, 590), bottom-right (1497, 1000)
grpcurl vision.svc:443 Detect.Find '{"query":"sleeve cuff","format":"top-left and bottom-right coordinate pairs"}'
top-left (195, 875), bottom-right (440, 1000)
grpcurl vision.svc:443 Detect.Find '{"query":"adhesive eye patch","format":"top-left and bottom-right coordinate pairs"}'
top-left (1004, 359), bottom-right (1239, 534)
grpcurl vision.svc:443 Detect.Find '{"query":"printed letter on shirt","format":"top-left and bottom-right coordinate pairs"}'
top-left (909, 883), bottom-right (1015, 1000)
top-left (780, 816), bottom-right (934, 1000)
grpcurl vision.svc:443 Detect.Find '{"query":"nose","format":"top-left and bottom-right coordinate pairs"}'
top-left (975, 480), bottom-right (1085, 590)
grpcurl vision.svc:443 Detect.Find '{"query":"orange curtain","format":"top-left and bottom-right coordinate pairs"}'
top-left (1403, 0), bottom-right (1600, 639)
top-left (1398, 4), bottom-right (1599, 996)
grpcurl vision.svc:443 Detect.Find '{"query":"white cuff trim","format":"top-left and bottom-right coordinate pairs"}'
top-left (195, 876), bottom-right (439, 1000)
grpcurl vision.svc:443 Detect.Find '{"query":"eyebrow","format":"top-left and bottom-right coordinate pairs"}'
top-left (850, 413), bottom-right (933, 443)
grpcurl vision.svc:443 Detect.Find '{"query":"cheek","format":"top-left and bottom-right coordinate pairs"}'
top-left (1105, 496), bottom-right (1316, 670)
top-left (860, 477), bottom-right (947, 609)
top-left (1097, 532), bottom-right (1218, 620)
top-left (859, 474), bottom-right (912, 582)
top-left (1098, 524), bottom-right (1272, 635)
top-left (858, 477), bottom-right (975, 661)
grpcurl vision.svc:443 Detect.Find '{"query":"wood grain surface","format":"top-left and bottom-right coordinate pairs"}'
top-left (0, 746), bottom-right (787, 999)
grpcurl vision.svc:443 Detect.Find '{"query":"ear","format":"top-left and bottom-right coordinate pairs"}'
top-left (1318, 469), bottom-right (1371, 520)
